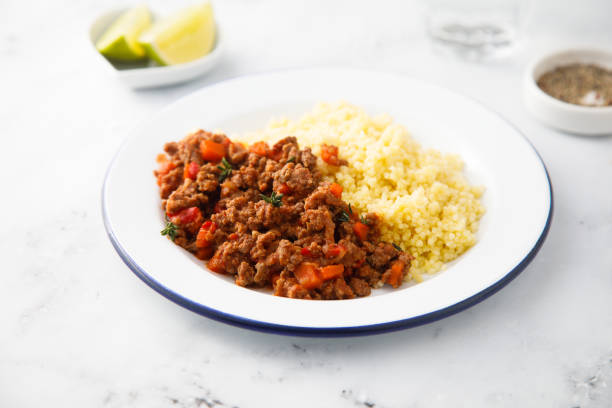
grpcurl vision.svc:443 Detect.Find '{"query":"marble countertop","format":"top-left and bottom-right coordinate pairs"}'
top-left (2, 0), bottom-right (611, 406)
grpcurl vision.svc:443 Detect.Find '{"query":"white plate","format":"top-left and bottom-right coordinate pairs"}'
top-left (89, 9), bottom-right (224, 89)
top-left (102, 68), bottom-right (552, 336)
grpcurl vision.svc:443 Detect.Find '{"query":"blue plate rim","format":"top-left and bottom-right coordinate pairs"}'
top-left (101, 69), bottom-right (554, 337)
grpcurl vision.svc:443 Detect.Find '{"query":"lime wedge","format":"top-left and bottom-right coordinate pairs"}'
top-left (139, 2), bottom-right (216, 66)
top-left (96, 5), bottom-right (152, 61)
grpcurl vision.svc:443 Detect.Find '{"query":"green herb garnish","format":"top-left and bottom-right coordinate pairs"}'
top-left (337, 204), bottom-right (354, 223)
top-left (217, 158), bottom-right (233, 182)
top-left (337, 210), bottom-right (350, 223)
top-left (286, 156), bottom-right (296, 164)
top-left (161, 217), bottom-right (178, 241)
top-left (260, 191), bottom-right (283, 207)
top-left (392, 243), bottom-right (402, 251)
top-left (360, 214), bottom-right (370, 225)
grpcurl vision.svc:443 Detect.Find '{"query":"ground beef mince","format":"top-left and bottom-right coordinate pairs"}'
top-left (155, 130), bottom-right (413, 300)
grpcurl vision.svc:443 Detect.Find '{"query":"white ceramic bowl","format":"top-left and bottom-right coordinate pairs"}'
top-left (523, 47), bottom-right (612, 136)
top-left (89, 9), bottom-right (223, 89)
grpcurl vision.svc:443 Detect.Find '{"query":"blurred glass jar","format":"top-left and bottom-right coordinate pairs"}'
top-left (424, 0), bottom-right (531, 59)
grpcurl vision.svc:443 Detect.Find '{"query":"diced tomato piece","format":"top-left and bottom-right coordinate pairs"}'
top-left (157, 161), bottom-right (176, 176)
top-left (321, 144), bottom-right (341, 166)
top-left (201, 220), bottom-right (216, 232)
top-left (326, 243), bottom-right (346, 258)
top-left (156, 161), bottom-right (177, 186)
top-left (196, 229), bottom-right (212, 248)
top-left (249, 141), bottom-right (269, 157)
top-left (170, 207), bottom-right (202, 225)
top-left (228, 233), bottom-right (239, 241)
top-left (384, 260), bottom-right (405, 288)
top-left (329, 182), bottom-right (342, 199)
top-left (183, 162), bottom-right (200, 179)
top-left (353, 222), bottom-right (369, 241)
top-left (196, 221), bottom-right (218, 248)
top-left (293, 262), bottom-right (322, 290)
top-left (182, 207), bottom-right (202, 224)
top-left (200, 139), bottom-right (226, 162)
top-left (195, 247), bottom-right (214, 260)
top-left (278, 183), bottom-right (292, 195)
top-left (320, 264), bottom-right (344, 281)
top-left (268, 147), bottom-right (283, 161)
top-left (301, 247), bottom-right (313, 257)
top-left (207, 252), bottom-right (226, 274)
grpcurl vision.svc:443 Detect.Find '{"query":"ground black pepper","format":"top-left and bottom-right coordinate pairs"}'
top-left (537, 63), bottom-right (612, 107)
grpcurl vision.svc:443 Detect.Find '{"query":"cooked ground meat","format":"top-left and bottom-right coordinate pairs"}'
top-left (155, 130), bottom-right (413, 300)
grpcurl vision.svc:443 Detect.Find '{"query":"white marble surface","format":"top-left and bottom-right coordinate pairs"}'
top-left (2, 0), bottom-right (612, 406)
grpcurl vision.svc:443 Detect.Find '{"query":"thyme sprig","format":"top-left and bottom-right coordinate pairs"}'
top-left (337, 203), bottom-right (353, 223)
top-left (260, 191), bottom-right (283, 207)
top-left (337, 210), bottom-right (350, 223)
top-left (161, 216), bottom-right (178, 241)
top-left (217, 158), bottom-right (233, 182)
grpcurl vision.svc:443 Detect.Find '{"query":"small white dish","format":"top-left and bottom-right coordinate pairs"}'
top-left (523, 47), bottom-right (612, 136)
top-left (89, 9), bottom-right (223, 89)
top-left (103, 68), bottom-right (552, 336)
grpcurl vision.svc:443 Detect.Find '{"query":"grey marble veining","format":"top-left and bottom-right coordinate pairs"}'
top-left (1, 0), bottom-right (611, 407)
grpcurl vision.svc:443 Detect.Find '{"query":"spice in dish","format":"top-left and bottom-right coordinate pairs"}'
top-left (537, 63), bottom-right (612, 107)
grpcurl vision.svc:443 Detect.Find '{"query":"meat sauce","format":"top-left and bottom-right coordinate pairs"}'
top-left (155, 130), bottom-right (412, 300)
